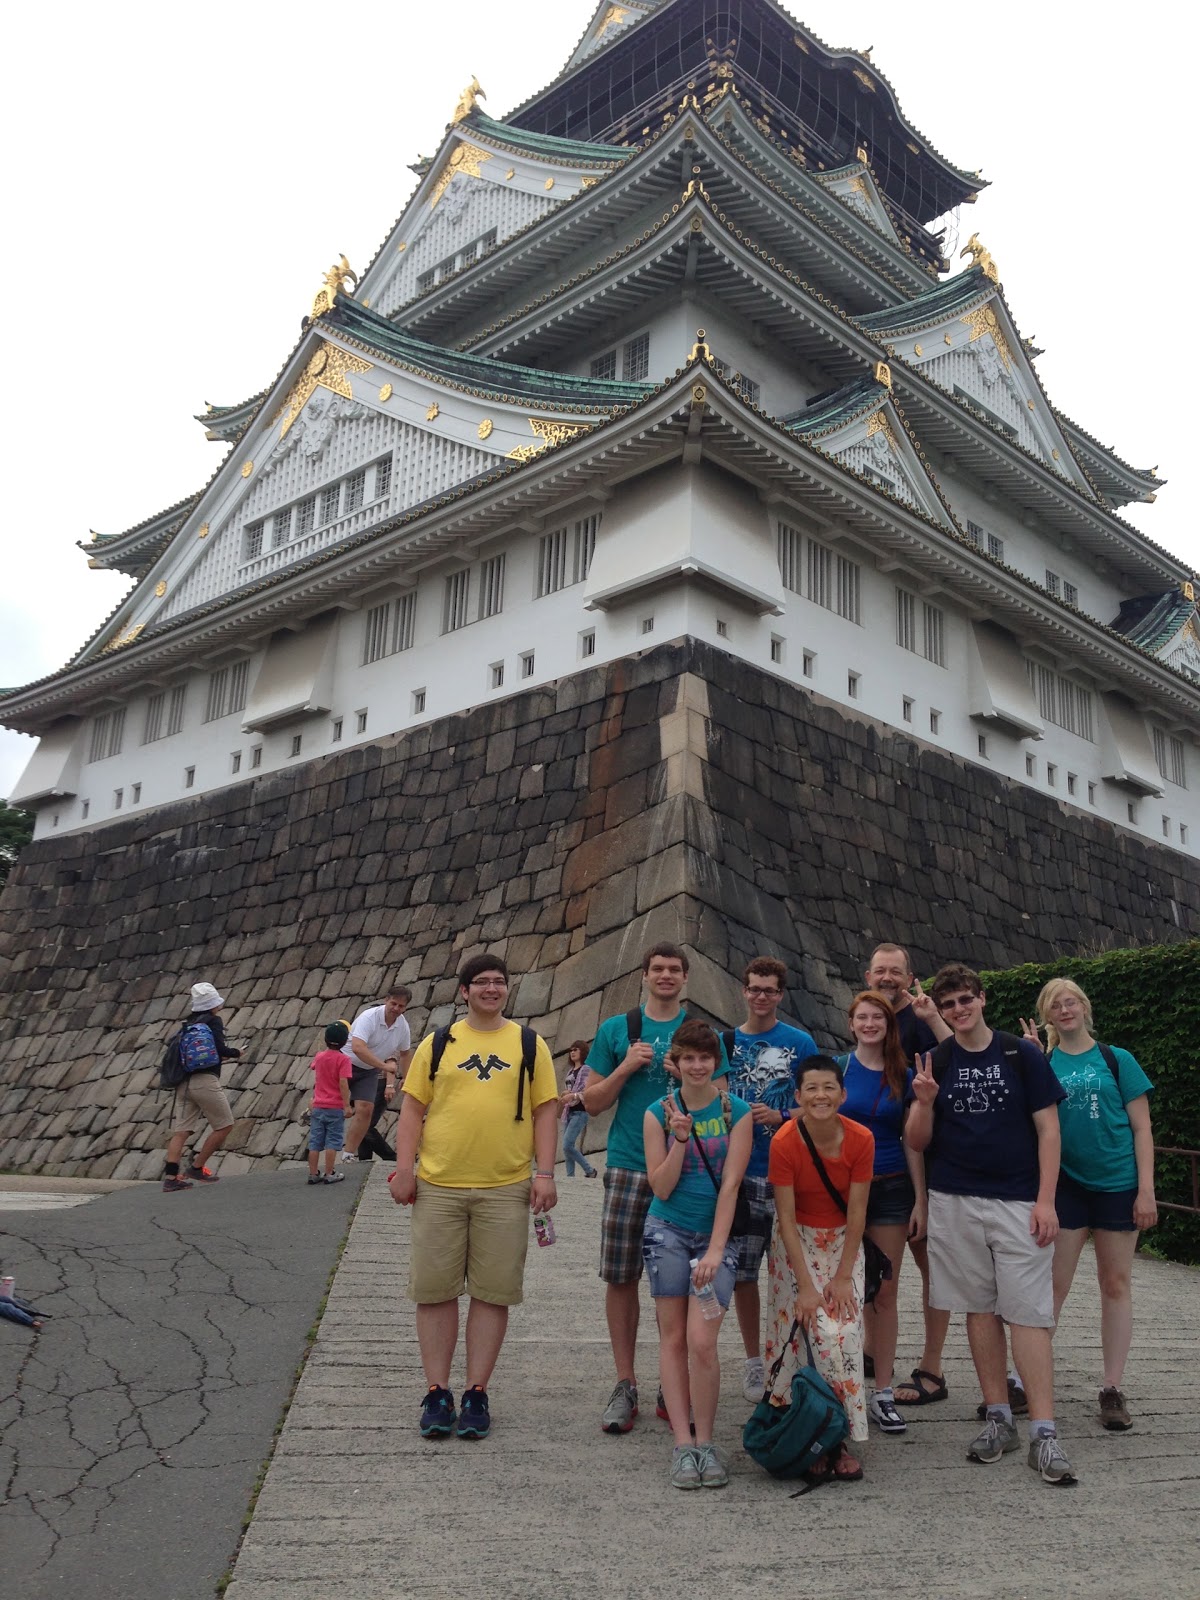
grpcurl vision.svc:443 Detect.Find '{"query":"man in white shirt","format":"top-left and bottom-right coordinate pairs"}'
top-left (343, 986), bottom-right (414, 1161)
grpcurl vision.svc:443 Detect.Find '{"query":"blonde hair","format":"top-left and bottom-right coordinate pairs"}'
top-left (1036, 978), bottom-right (1094, 1052)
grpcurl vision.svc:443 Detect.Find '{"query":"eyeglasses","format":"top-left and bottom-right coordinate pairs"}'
top-left (937, 993), bottom-right (979, 1013)
top-left (745, 985), bottom-right (782, 998)
top-left (468, 978), bottom-right (508, 990)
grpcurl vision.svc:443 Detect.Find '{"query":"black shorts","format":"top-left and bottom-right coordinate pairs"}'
top-left (1055, 1172), bottom-right (1138, 1232)
top-left (866, 1171), bottom-right (916, 1227)
top-left (349, 1066), bottom-right (380, 1104)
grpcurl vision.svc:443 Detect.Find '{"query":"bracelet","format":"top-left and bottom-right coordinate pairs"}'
top-left (674, 1132), bottom-right (689, 1144)
top-left (534, 1170), bottom-right (555, 1179)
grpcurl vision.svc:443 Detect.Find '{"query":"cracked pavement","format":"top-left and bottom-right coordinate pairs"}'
top-left (1, 1168), bottom-right (367, 1599)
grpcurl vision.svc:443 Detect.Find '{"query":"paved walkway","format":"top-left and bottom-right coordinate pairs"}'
top-left (227, 1167), bottom-right (1199, 1600)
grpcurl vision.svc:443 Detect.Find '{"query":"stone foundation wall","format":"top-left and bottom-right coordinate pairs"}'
top-left (2, 638), bottom-right (1196, 1177)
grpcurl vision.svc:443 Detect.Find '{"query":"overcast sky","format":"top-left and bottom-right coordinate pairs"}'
top-left (1, 0), bottom-right (1191, 795)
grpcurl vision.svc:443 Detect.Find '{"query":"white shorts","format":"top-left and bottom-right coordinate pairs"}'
top-left (927, 1191), bottom-right (1054, 1328)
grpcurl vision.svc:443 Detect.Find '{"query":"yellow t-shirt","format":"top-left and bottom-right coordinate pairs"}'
top-left (403, 1020), bottom-right (558, 1188)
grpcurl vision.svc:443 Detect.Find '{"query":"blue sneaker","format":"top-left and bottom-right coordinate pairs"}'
top-left (419, 1385), bottom-right (456, 1438)
top-left (457, 1385), bottom-right (491, 1440)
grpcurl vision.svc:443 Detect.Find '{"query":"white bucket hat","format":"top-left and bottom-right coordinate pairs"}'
top-left (190, 982), bottom-right (225, 1012)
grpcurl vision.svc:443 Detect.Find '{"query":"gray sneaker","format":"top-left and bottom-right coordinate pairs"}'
top-left (967, 1414), bottom-right (1020, 1463)
top-left (670, 1445), bottom-right (703, 1489)
top-left (1028, 1431), bottom-right (1077, 1484)
top-left (696, 1443), bottom-right (729, 1488)
top-left (601, 1379), bottom-right (638, 1434)
top-left (742, 1357), bottom-right (766, 1402)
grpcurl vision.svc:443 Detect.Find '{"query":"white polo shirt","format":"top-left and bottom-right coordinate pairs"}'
top-left (346, 1005), bottom-right (412, 1076)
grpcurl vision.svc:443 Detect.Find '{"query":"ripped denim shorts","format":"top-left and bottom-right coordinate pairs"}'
top-left (641, 1219), bottom-right (738, 1307)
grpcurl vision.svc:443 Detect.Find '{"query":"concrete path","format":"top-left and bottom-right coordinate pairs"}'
top-left (227, 1167), bottom-right (1199, 1600)
top-left (1, 1167), bottom-right (368, 1600)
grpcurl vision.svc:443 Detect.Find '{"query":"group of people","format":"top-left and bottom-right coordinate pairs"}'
top-left (163, 938), bottom-right (1157, 1487)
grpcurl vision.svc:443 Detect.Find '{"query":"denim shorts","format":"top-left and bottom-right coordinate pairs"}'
top-left (642, 1219), bottom-right (738, 1308)
top-left (1056, 1173), bottom-right (1139, 1233)
top-left (309, 1106), bottom-right (346, 1152)
top-left (866, 1171), bottom-right (916, 1227)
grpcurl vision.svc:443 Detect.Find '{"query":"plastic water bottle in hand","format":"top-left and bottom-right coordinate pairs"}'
top-left (690, 1258), bottom-right (722, 1320)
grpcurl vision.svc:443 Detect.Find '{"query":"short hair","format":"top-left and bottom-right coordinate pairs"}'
top-left (667, 1020), bottom-right (721, 1063)
top-left (930, 963), bottom-right (984, 1005)
top-left (386, 985), bottom-right (412, 1003)
top-left (1036, 978), bottom-right (1094, 1052)
top-left (744, 956), bottom-right (787, 989)
top-left (457, 953), bottom-right (509, 989)
top-left (642, 942), bottom-right (689, 975)
top-left (796, 1053), bottom-right (845, 1089)
top-left (867, 942), bottom-right (913, 976)
top-left (566, 1039), bottom-right (591, 1060)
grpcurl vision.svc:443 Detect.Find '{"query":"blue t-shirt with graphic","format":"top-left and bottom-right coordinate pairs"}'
top-left (925, 1034), bottom-right (1066, 1202)
top-left (727, 1021), bottom-right (817, 1177)
top-left (647, 1091), bottom-right (752, 1233)
top-left (842, 1054), bottom-right (914, 1176)
top-left (588, 1009), bottom-right (729, 1173)
top-left (1049, 1044), bottom-right (1153, 1191)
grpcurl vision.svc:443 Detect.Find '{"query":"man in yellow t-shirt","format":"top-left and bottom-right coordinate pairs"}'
top-left (389, 952), bottom-right (559, 1441)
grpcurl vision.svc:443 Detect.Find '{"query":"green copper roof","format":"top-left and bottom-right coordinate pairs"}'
top-left (326, 297), bottom-right (655, 407)
top-left (855, 266), bottom-right (992, 333)
top-left (782, 377), bottom-right (886, 439)
top-left (470, 112), bottom-right (632, 164)
top-left (1111, 590), bottom-right (1196, 653)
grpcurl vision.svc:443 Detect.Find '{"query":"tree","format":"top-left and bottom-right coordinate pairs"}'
top-left (0, 802), bottom-right (34, 886)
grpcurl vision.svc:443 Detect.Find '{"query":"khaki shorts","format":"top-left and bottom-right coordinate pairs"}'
top-left (408, 1177), bottom-right (531, 1306)
top-left (170, 1073), bottom-right (234, 1137)
top-left (927, 1190), bottom-right (1054, 1328)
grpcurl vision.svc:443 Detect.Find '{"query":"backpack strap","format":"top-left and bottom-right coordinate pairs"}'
top-left (428, 1026), bottom-right (454, 1083)
top-left (515, 1025), bottom-right (537, 1123)
top-left (625, 1007), bottom-right (643, 1046)
top-left (723, 1030), bottom-right (737, 1065)
top-left (1097, 1043), bottom-right (1121, 1090)
top-left (718, 1087), bottom-right (733, 1130)
top-left (929, 1038), bottom-right (955, 1085)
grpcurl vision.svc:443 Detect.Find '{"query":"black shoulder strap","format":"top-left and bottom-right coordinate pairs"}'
top-left (930, 1038), bottom-right (955, 1084)
top-left (514, 1025), bottom-right (537, 1122)
top-left (625, 1006), bottom-right (642, 1045)
top-left (429, 1026), bottom-right (454, 1083)
top-left (795, 1118), bottom-right (848, 1217)
top-left (723, 1030), bottom-right (736, 1063)
top-left (1097, 1043), bottom-right (1121, 1088)
top-left (993, 1029), bottom-right (1024, 1058)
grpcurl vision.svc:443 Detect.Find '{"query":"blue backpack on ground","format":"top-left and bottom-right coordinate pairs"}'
top-left (160, 1021), bottom-right (220, 1088)
top-left (743, 1318), bottom-right (850, 1485)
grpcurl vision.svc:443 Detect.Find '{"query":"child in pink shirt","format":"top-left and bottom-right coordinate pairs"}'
top-left (308, 1021), bottom-right (353, 1185)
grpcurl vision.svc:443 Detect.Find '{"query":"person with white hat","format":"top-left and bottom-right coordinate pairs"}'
top-left (162, 982), bottom-right (241, 1192)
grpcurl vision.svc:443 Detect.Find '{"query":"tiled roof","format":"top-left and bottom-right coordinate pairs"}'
top-left (468, 112), bottom-right (631, 164)
top-left (782, 376), bottom-right (885, 438)
top-left (1111, 590), bottom-right (1195, 653)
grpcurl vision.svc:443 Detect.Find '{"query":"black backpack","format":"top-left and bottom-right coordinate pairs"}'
top-left (159, 1031), bottom-right (187, 1089)
top-left (428, 1023), bottom-right (539, 1121)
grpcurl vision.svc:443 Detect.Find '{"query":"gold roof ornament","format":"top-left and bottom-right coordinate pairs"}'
top-left (1183, 580), bottom-right (1196, 602)
top-left (451, 77), bottom-right (486, 125)
top-left (311, 256), bottom-right (358, 320)
top-left (874, 361), bottom-right (892, 389)
top-left (688, 327), bottom-right (713, 362)
top-left (960, 233), bottom-right (1000, 284)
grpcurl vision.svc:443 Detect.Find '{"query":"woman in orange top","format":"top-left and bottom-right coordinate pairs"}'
top-left (765, 1054), bottom-right (875, 1478)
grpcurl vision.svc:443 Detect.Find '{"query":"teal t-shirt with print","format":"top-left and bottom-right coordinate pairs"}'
top-left (647, 1091), bottom-right (751, 1233)
top-left (587, 1008), bottom-right (729, 1173)
top-left (1049, 1043), bottom-right (1153, 1191)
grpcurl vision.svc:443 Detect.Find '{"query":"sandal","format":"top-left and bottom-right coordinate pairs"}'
top-left (894, 1367), bottom-right (948, 1406)
top-left (831, 1444), bottom-right (864, 1482)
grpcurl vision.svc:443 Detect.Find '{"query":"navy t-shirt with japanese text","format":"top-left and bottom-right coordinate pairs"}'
top-left (925, 1033), bottom-right (1065, 1202)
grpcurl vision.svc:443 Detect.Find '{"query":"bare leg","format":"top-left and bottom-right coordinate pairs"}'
top-left (966, 1311), bottom-right (1009, 1408)
top-left (686, 1296), bottom-right (724, 1445)
top-left (464, 1299), bottom-right (510, 1389)
top-left (1051, 1227), bottom-right (1089, 1324)
top-left (416, 1300), bottom-right (459, 1388)
top-left (308, 1149), bottom-right (319, 1178)
top-left (193, 1123), bottom-right (232, 1168)
top-left (655, 1297), bottom-right (692, 1446)
top-left (733, 1280), bottom-right (761, 1359)
top-left (324, 1149), bottom-right (336, 1176)
top-left (1093, 1230), bottom-right (1138, 1388)
top-left (864, 1222), bottom-right (907, 1390)
top-left (344, 1098), bottom-right (373, 1158)
top-left (893, 1236), bottom-right (950, 1402)
top-left (1009, 1324), bottom-right (1055, 1421)
top-left (166, 1130), bottom-right (188, 1167)
top-left (606, 1281), bottom-right (641, 1383)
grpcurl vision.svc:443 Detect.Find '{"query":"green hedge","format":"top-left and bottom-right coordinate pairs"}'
top-left (977, 941), bottom-right (1200, 1265)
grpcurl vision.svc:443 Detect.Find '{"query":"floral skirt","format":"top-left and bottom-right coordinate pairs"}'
top-left (763, 1222), bottom-right (867, 1442)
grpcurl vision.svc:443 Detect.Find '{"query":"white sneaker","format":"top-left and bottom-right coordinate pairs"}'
top-left (742, 1356), bottom-right (766, 1402)
top-left (868, 1390), bottom-right (907, 1434)
top-left (338, 1150), bottom-right (359, 1164)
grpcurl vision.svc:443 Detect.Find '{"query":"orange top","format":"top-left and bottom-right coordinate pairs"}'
top-left (768, 1115), bottom-right (875, 1227)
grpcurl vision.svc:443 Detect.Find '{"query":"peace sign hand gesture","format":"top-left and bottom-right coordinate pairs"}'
top-left (665, 1093), bottom-right (693, 1143)
top-left (1019, 1017), bottom-right (1045, 1052)
top-left (911, 1051), bottom-right (939, 1106)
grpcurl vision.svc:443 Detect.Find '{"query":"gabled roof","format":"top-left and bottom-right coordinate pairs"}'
top-left (857, 268), bottom-right (995, 332)
top-left (195, 393), bottom-right (268, 443)
top-left (1111, 589), bottom-right (1197, 654)
top-left (466, 111), bottom-right (631, 165)
top-left (84, 491), bottom-right (205, 578)
top-left (561, 0), bottom-right (662, 72)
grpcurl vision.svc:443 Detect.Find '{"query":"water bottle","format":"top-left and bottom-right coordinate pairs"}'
top-left (534, 1214), bottom-right (556, 1247)
top-left (0, 1276), bottom-right (14, 1300)
top-left (689, 1258), bottom-right (722, 1320)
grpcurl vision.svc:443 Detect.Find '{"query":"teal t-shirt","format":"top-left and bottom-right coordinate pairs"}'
top-left (587, 1008), bottom-right (729, 1173)
top-left (1049, 1043), bottom-right (1153, 1191)
top-left (647, 1091), bottom-right (751, 1233)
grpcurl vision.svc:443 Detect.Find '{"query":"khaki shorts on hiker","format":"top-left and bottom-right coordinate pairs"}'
top-left (408, 1177), bottom-right (531, 1306)
top-left (170, 1073), bottom-right (234, 1137)
top-left (927, 1190), bottom-right (1054, 1328)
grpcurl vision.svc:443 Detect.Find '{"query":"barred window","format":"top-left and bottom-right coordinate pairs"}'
top-left (733, 373), bottom-right (761, 406)
top-left (923, 602), bottom-right (946, 667)
top-left (204, 668), bottom-right (229, 723)
top-left (320, 484), bottom-right (340, 524)
top-left (229, 659), bottom-right (248, 714)
top-left (590, 349), bottom-right (617, 381)
top-left (88, 708), bottom-right (125, 763)
top-left (536, 518), bottom-right (597, 597)
top-left (243, 521), bottom-right (264, 561)
top-left (375, 457), bottom-right (392, 499)
top-left (167, 685), bottom-right (187, 736)
top-left (807, 541), bottom-right (831, 610)
top-left (1063, 580), bottom-right (1078, 607)
top-left (296, 496), bottom-right (316, 537)
top-left (1154, 728), bottom-right (1187, 787)
top-left (143, 693), bottom-right (164, 744)
top-left (1027, 661), bottom-right (1095, 740)
top-left (1045, 569), bottom-right (1061, 597)
top-left (987, 532), bottom-right (1005, 561)
top-left (443, 569), bottom-right (471, 633)
top-left (896, 589), bottom-right (916, 652)
top-left (623, 333), bottom-right (650, 381)
top-left (363, 593), bottom-right (416, 663)
top-left (966, 520), bottom-right (985, 548)
top-left (835, 555), bottom-right (860, 623)
top-left (478, 554), bottom-right (505, 619)
top-left (345, 470), bottom-right (366, 513)
top-left (271, 509), bottom-right (291, 549)
top-left (418, 268), bottom-right (436, 293)
top-left (777, 522), bottom-right (803, 593)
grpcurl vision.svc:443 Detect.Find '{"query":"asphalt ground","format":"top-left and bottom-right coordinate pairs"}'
top-left (1, 1166), bottom-right (368, 1600)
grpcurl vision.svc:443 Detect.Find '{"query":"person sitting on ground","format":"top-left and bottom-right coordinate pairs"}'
top-left (839, 990), bottom-right (923, 1437)
top-left (560, 1041), bottom-right (598, 1178)
top-left (162, 982), bottom-right (241, 1192)
top-left (766, 1054), bottom-right (873, 1482)
top-left (642, 1021), bottom-right (752, 1490)
top-left (723, 956), bottom-right (817, 1402)
top-left (307, 1021), bottom-right (354, 1185)
top-left (1025, 978), bottom-right (1157, 1433)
